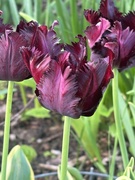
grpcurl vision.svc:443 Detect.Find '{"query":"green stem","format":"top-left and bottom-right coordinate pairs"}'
top-left (1, 81), bottom-right (14, 180)
top-left (19, 84), bottom-right (27, 106)
top-left (60, 116), bottom-right (71, 180)
top-left (112, 68), bottom-right (128, 168)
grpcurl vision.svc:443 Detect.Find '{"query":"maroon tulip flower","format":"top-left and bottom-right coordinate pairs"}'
top-left (0, 12), bottom-right (31, 81)
top-left (21, 27), bottom-right (113, 118)
top-left (84, 0), bottom-right (135, 71)
top-left (16, 20), bottom-right (63, 59)
top-left (18, 20), bottom-right (63, 83)
top-left (84, 0), bottom-right (122, 26)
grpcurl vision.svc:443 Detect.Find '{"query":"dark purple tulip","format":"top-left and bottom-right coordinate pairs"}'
top-left (0, 13), bottom-right (31, 81)
top-left (17, 20), bottom-right (63, 60)
top-left (19, 21), bottom-right (63, 83)
top-left (21, 34), bottom-right (113, 118)
top-left (104, 21), bottom-right (135, 70)
top-left (84, 0), bottom-right (135, 71)
top-left (84, 0), bottom-right (122, 25)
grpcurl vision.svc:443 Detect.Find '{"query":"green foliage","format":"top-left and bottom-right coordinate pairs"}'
top-left (67, 166), bottom-right (84, 180)
top-left (21, 145), bottom-right (37, 163)
top-left (6, 145), bottom-right (34, 180)
top-left (116, 157), bottom-right (135, 180)
top-left (58, 165), bottom-right (84, 180)
top-left (71, 109), bottom-right (106, 172)
top-left (24, 107), bottom-right (50, 119)
top-left (119, 90), bottom-right (135, 157)
top-left (17, 78), bottom-right (36, 89)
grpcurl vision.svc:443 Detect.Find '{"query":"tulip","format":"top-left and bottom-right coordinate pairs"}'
top-left (84, 0), bottom-right (135, 71)
top-left (21, 30), bottom-right (113, 118)
top-left (0, 12), bottom-right (31, 81)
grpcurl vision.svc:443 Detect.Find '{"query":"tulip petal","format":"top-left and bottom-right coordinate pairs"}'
top-left (85, 18), bottom-right (110, 48)
top-left (84, 9), bottom-right (100, 24)
top-left (64, 35), bottom-right (87, 69)
top-left (77, 56), bottom-right (113, 116)
top-left (121, 11), bottom-right (135, 30)
top-left (0, 18), bottom-right (12, 35)
top-left (0, 32), bottom-right (31, 81)
top-left (99, 0), bottom-right (122, 21)
top-left (36, 58), bottom-right (81, 118)
top-left (105, 21), bottom-right (135, 70)
top-left (21, 47), bottom-right (51, 83)
top-left (17, 21), bottom-right (63, 58)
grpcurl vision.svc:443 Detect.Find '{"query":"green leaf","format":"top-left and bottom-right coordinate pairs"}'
top-left (16, 78), bottom-right (36, 89)
top-left (129, 102), bottom-right (135, 126)
top-left (98, 104), bottom-right (113, 117)
top-left (6, 145), bottom-right (34, 180)
top-left (19, 12), bottom-right (37, 22)
top-left (58, 165), bottom-right (84, 180)
top-left (118, 91), bottom-right (135, 157)
top-left (116, 176), bottom-right (131, 180)
top-left (24, 107), bottom-right (50, 118)
top-left (8, 0), bottom-right (20, 26)
top-left (21, 145), bottom-right (37, 163)
top-left (67, 167), bottom-right (84, 180)
top-left (71, 115), bottom-right (106, 173)
top-left (116, 158), bottom-right (135, 180)
top-left (22, 0), bottom-right (33, 16)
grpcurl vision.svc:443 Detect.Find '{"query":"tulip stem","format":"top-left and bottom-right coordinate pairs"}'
top-left (1, 81), bottom-right (14, 180)
top-left (60, 116), bottom-right (71, 180)
top-left (112, 68), bottom-right (128, 168)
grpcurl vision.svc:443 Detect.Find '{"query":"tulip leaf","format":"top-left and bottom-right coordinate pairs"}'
top-left (71, 114), bottom-right (106, 173)
top-left (58, 165), bottom-right (84, 180)
top-left (116, 158), bottom-right (135, 180)
top-left (118, 91), bottom-right (135, 157)
top-left (19, 12), bottom-right (37, 22)
top-left (8, 0), bottom-right (20, 26)
top-left (67, 167), bottom-right (84, 180)
top-left (6, 145), bottom-right (34, 180)
top-left (24, 107), bottom-right (50, 118)
top-left (17, 78), bottom-right (36, 89)
top-left (128, 102), bottom-right (135, 126)
top-left (21, 145), bottom-right (37, 163)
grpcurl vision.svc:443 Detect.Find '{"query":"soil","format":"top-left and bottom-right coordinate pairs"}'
top-left (0, 85), bottom-right (122, 180)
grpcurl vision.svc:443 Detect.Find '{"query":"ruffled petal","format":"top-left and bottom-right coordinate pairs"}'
top-left (21, 47), bottom-right (51, 83)
top-left (17, 20), bottom-right (63, 58)
top-left (120, 11), bottom-right (135, 30)
top-left (36, 59), bottom-right (81, 118)
top-left (78, 56), bottom-right (113, 116)
top-left (84, 9), bottom-right (100, 24)
top-left (99, 0), bottom-right (122, 21)
top-left (105, 21), bottom-right (135, 70)
top-left (0, 16), bottom-right (12, 35)
top-left (64, 35), bottom-right (87, 70)
top-left (16, 21), bottom-right (39, 45)
top-left (85, 18), bottom-right (110, 48)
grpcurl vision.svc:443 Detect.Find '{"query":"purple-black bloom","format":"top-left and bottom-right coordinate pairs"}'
top-left (21, 24), bottom-right (113, 118)
top-left (0, 12), bottom-right (31, 81)
top-left (84, 0), bottom-right (135, 71)
top-left (17, 20), bottom-right (63, 83)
